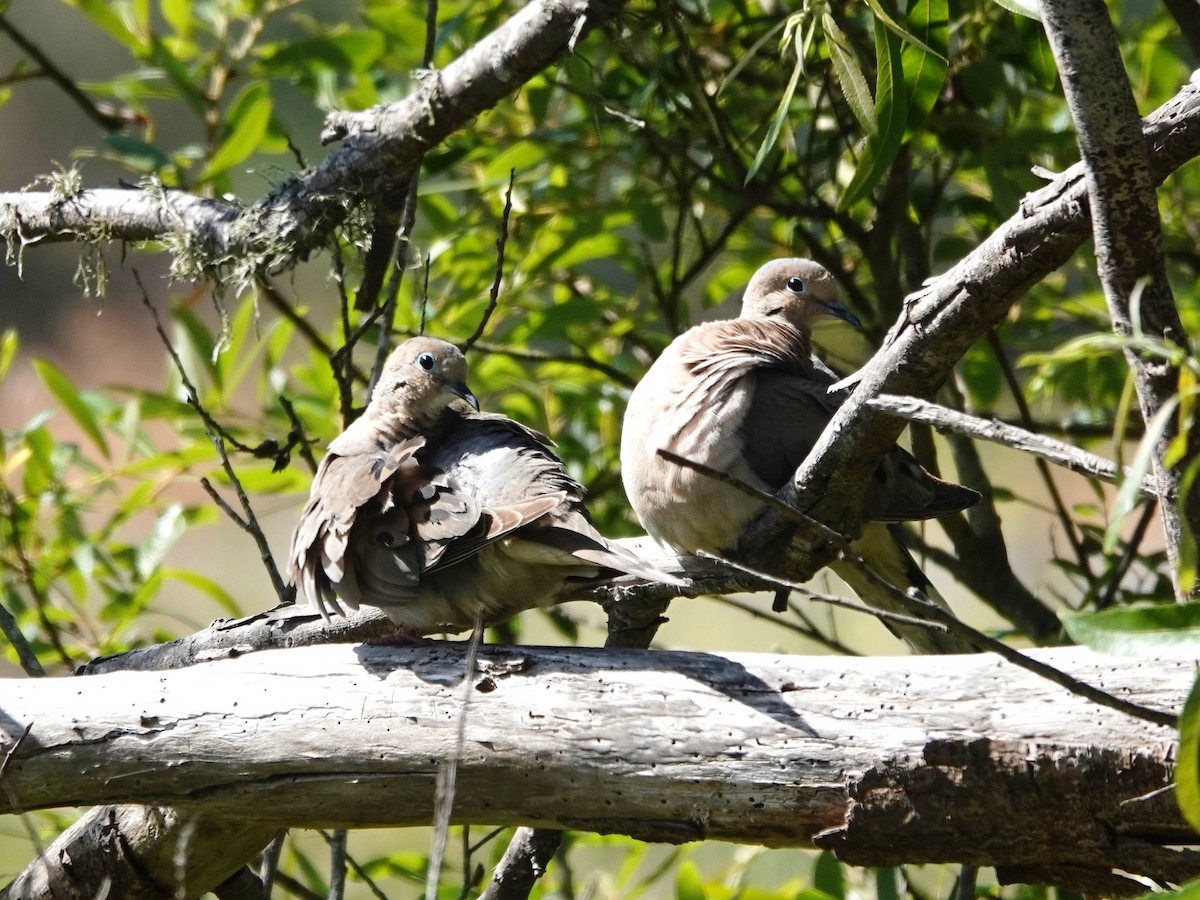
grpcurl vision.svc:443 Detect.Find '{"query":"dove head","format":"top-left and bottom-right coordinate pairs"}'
top-left (372, 337), bottom-right (479, 426)
top-left (739, 258), bottom-right (861, 332)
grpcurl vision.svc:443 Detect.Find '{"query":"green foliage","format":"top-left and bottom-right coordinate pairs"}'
top-left (3, 0), bottom-right (1200, 895)
top-left (1061, 603), bottom-right (1200, 657)
top-left (1178, 676), bottom-right (1200, 835)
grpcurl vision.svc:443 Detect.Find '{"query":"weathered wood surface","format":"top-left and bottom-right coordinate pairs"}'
top-left (0, 645), bottom-right (1194, 896)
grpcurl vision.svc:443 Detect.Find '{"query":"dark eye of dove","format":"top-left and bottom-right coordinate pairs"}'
top-left (785, 275), bottom-right (805, 293)
top-left (416, 352), bottom-right (437, 372)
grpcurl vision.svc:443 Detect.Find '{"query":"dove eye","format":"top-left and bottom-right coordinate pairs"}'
top-left (415, 352), bottom-right (436, 372)
top-left (785, 276), bottom-right (806, 294)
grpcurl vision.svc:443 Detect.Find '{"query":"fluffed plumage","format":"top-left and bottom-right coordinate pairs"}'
top-left (620, 258), bottom-right (979, 652)
top-left (289, 337), bottom-right (671, 634)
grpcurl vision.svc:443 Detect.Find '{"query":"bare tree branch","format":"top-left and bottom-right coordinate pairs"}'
top-left (0, 0), bottom-right (627, 280)
top-left (867, 394), bottom-right (1166, 499)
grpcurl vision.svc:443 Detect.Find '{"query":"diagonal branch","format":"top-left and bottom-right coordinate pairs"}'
top-left (742, 71), bottom-right (1200, 580)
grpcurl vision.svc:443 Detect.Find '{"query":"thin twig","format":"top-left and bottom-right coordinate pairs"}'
top-left (696, 551), bottom-right (950, 636)
top-left (709, 593), bottom-right (860, 656)
top-left (1096, 499), bottom-right (1158, 609)
top-left (659, 449), bottom-right (1179, 728)
top-left (0, 723), bottom-right (45, 862)
top-left (420, 253), bottom-right (431, 336)
top-left (198, 477), bottom-right (248, 529)
top-left (0, 485), bottom-right (69, 668)
top-left (278, 395), bottom-right (318, 474)
top-left (655, 448), bottom-right (849, 547)
top-left (470, 339), bottom-right (637, 388)
top-left (0, 597), bottom-right (44, 676)
top-left (462, 168), bottom-right (517, 353)
top-left (867, 391), bottom-right (1166, 499)
top-left (0, 722), bottom-right (33, 780)
top-left (0, 15), bottom-right (130, 131)
top-left (368, 175), bottom-right (421, 397)
top-left (139, 274), bottom-right (294, 605)
top-left (258, 832), bottom-right (286, 897)
top-left (988, 330), bottom-right (1095, 576)
top-left (271, 870), bottom-right (324, 900)
top-left (316, 831), bottom-right (388, 900)
top-left (426, 611), bottom-right (485, 898)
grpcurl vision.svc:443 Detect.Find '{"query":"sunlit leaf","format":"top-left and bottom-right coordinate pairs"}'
top-left (823, 13), bottom-right (875, 136)
top-left (902, 0), bottom-right (949, 130)
top-left (992, 0), bottom-right (1043, 21)
top-left (137, 504), bottom-right (186, 579)
top-left (745, 21), bottom-right (805, 184)
top-left (1177, 675), bottom-right (1200, 833)
top-left (0, 328), bottom-right (17, 382)
top-left (674, 861), bottom-right (706, 900)
top-left (63, 0), bottom-right (146, 52)
top-left (200, 81), bottom-right (273, 182)
top-left (863, 0), bottom-right (947, 61)
top-left (839, 20), bottom-right (907, 210)
top-left (33, 360), bottom-right (110, 460)
top-left (1061, 603), bottom-right (1200, 658)
top-left (160, 0), bottom-right (192, 38)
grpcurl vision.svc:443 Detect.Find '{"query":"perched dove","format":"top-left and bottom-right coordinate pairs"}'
top-left (620, 258), bottom-right (979, 652)
top-left (289, 336), bottom-right (671, 635)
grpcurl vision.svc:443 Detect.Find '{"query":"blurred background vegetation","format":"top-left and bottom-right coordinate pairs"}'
top-left (0, 0), bottom-right (1197, 896)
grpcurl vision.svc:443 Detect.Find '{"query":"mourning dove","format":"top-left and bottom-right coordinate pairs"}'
top-left (289, 336), bottom-right (672, 635)
top-left (620, 258), bottom-right (979, 652)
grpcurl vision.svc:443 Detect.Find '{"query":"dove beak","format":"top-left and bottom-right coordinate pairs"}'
top-left (821, 300), bottom-right (862, 329)
top-left (454, 382), bottom-right (480, 411)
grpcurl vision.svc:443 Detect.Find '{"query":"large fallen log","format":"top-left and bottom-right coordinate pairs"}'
top-left (0, 644), bottom-right (1194, 898)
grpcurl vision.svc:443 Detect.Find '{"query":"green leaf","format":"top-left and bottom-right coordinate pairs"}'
top-left (992, 0), bottom-right (1043, 22)
top-left (164, 568), bottom-right (241, 615)
top-left (64, 0), bottom-right (147, 52)
top-left (874, 867), bottom-right (899, 900)
top-left (745, 20), bottom-right (805, 184)
top-left (1177, 674), bottom-right (1200, 833)
top-left (160, 0), bottom-right (192, 38)
top-left (147, 34), bottom-right (207, 115)
top-left (901, 0), bottom-right (949, 130)
top-left (674, 861), bottom-right (706, 900)
top-left (200, 81), bottom-right (273, 182)
top-left (1060, 603), bottom-right (1200, 659)
top-left (863, 0), bottom-right (946, 62)
top-left (823, 13), bottom-right (875, 136)
top-left (137, 504), bottom-right (186, 579)
top-left (838, 20), bottom-right (907, 210)
top-left (0, 328), bottom-right (17, 382)
top-left (257, 31), bottom-right (387, 76)
top-left (33, 360), bottom-right (111, 460)
top-left (812, 851), bottom-right (845, 899)
top-left (103, 134), bottom-right (173, 174)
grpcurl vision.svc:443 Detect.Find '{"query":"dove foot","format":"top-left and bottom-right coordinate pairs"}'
top-left (365, 623), bottom-right (428, 646)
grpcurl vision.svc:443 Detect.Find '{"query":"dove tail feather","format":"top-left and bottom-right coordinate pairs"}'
top-left (827, 522), bottom-right (974, 654)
